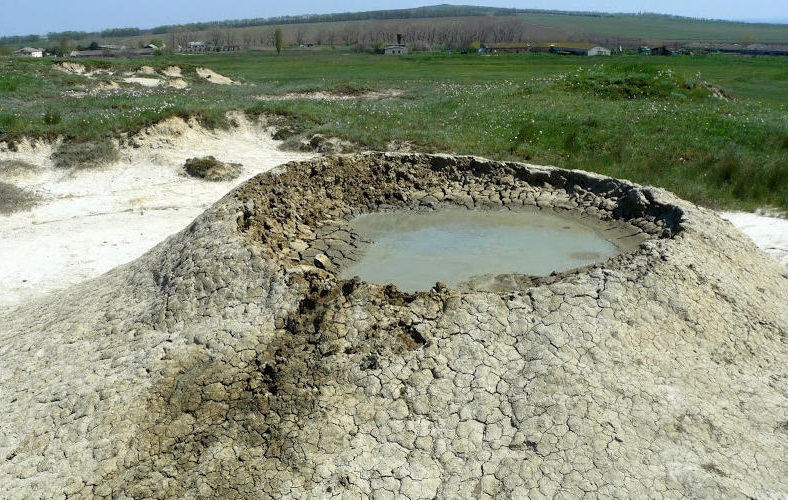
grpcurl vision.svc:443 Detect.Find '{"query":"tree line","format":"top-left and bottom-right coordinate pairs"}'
top-left (1, 5), bottom-right (613, 46)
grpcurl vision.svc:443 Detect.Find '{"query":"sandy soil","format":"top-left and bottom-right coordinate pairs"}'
top-left (195, 67), bottom-right (237, 85)
top-left (0, 120), bottom-right (784, 308)
top-left (123, 77), bottom-right (162, 87)
top-left (719, 211), bottom-right (788, 267)
top-left (0, 116), bottom-right (312, 307)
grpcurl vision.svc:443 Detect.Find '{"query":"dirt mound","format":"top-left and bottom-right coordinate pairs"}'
top-left (54, 61), bottom-right (87, 75)
top-left (161, 66), bottom-right (183, 78)
top-left (123, 77), bottom-right (162, 87)
top-left (196, 67), bottom-right (237, 85)
top-left (168, 78), bottom-right (188, 89)
top-left (1, 153), bottom-right (785, 498)
top-left (183, 155), bottom-right (243, 181)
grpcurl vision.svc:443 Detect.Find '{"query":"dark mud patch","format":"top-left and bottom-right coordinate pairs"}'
top-left (184, 155), bottom-right (243, 182)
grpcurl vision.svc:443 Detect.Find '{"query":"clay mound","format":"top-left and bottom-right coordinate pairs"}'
top-left (161, 66), bottom-right (183, 78)
top-left (1, 153), bottom-right (786, 498)
top-left (196, 67), bottom-right (237, 85)
top-left (183, 155), bottom-right (243, 181)
top-left (54, 61), bottom-right (87, 75)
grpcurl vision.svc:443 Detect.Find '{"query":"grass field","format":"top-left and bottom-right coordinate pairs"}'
top-left (0, 50), bottom-right (786, 211)
top-left (517, 13), bottom-right (788, 43)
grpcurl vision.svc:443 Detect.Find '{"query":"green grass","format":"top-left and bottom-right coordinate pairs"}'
top-left (0, 51), bottom-right (785, 211)
top-left (518, 13), bottom-right (788, 43)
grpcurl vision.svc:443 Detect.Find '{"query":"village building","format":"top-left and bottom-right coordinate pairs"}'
top-left (384, 45), bottom-right (408, 55)
top-left (385, 34), bottom-right (408, 55)
top-left (587, 46), bottom-right (611, 56)
top-left (13, 47), bottom-right (44, 58)
top-left (550, 44), bottom-right (611, 56)
top-left (185, 41), bottom-right (214, 52)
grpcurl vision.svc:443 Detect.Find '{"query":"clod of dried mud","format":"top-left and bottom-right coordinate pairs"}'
top-left (1, 153), bottom-right (786, 499)
top-left (184, 155), bottom-right (243, 181)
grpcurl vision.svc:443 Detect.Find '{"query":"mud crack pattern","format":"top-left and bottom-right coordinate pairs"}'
top-left (0, 153), bottom-right (786, 498)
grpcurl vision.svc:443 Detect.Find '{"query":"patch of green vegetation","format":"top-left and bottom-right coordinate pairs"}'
top-left (558, 64), bottom-right (708, 100)
top-left (0, 182), bottom-right (40, 214)
top-left (51, 139), bottom-right (120, 170)
top-left (0, 52), bottom-right (785, 211)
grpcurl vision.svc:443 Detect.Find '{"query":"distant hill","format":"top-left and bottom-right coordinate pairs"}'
top-left (2, 4), bottom-right (786, 50)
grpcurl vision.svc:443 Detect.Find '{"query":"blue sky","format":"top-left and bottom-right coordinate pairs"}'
top-left (1, 0), bottom-right (786, 37)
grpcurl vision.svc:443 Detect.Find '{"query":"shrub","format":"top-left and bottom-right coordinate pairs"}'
top-left (43, 109), bottom-right (62, 125)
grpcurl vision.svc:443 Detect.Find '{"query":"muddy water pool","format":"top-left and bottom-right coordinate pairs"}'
top-left (342, 208), bottom-right (631, 291)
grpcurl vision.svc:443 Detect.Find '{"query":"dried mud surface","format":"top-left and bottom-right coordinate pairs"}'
top-left (1, 153), bottom-right (786, 498)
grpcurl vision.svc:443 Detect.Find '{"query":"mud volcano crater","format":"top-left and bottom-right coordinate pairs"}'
top-left (1, 153), bottom-right (786, 498)
top-left (237, 153), bottom-right (681, 291)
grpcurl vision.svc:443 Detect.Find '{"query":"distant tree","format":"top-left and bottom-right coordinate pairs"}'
top-left (242, 32), bottom-right (254, 49)
top-left (275, 27), bottom-right (283, 54)
top-left (56, 37), bottom-right (71, 56)
top-left (149, 39), bottom-right (164, 49)
top-left (88, 41), bottom-right (100, 50)
top-left (209, 28), bottom-right (223, 48)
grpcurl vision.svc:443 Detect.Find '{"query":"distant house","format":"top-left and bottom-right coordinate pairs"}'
top-left (741, 43), bottom-right (788, 56)
top-left (385, 45), bottom-right (408, 55)
top-left (186, 41), bottom-right (213, 52)
top-left (13, 47), bottom-right (44, 58)
top-left (650, 46), bottom-right (674, 56)
top-left (483, 43), bottom-right (533, 54)
top-left (587, 46), bottom-right (611, 56)
top-left (69, 49), bottom-right (106, 58)
top-left (550, 45), bottom-right (611, 56)
top-left (385, 34), bottom-right (408, 55)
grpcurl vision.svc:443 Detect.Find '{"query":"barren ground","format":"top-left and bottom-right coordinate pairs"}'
top-left (0, 116), bottom-right (313, 307)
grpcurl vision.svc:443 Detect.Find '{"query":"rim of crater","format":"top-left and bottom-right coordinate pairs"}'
top-left (231, 152), bottom-right (685, 294)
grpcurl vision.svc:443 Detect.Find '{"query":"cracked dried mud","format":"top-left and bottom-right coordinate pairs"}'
top-left (1, 153), bottom-right (786, 498)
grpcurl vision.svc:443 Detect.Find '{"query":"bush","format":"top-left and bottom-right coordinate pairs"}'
top-left (43, 109), bottom-right (62, 125)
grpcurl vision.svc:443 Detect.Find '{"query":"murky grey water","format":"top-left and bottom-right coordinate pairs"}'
top-left (342, 208), bottom-right (626, 292)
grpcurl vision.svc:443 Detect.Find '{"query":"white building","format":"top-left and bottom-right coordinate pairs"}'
top-left (587, 46), bottom-right (612, 56)
top-left (14, 47), bottom-right (44, 58)
top-left (384, 45), bottom-right (408, 55)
